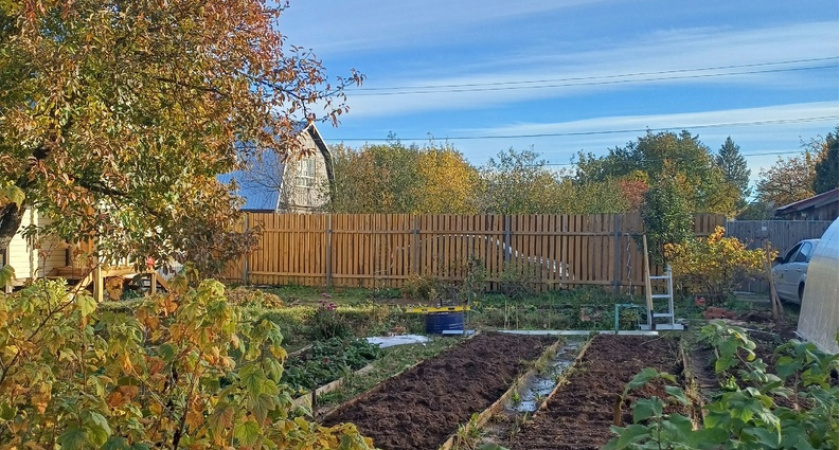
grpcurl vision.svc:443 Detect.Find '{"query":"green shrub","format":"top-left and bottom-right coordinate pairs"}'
top-left (226, 286), bottom-right (284, 308)
top-left (606, 321), bottom-right (839, 450)
top-left (0, 278), bottom-right (373, 449)
top-left (311, 301), bottom-right (352, 340)
top-left (400, 273), bottom-right (446, 302)
top-left (498, 261), bottom-right (540, 300)
top-left (283, 338), bottom-right (383, 393)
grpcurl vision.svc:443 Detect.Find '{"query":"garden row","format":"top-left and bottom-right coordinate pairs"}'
top-left (509, 335), bottom-right (684, 449)
top-left (321, 333), bottom-right (554, 450)
top-left (305, 319), bottom-right (837, 450)
top-left (305, 331), bottom-right (689, 450)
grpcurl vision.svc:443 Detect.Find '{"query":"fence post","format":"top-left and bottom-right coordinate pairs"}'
top-left (503, 216), bottom-right (511, 262)
top-left (612, 214), bottom-right (621, 294)
top-left (325, 215), bottom-right (332, 288)
top-left (412, 216), bottom-right (419, 276)
top-left (242, 214), bottom-right (250, 285)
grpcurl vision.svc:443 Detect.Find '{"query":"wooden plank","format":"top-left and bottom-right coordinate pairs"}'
top-left (224, 213), bottom-right (726, 290)
top-left (535, 337), bottom-right (594, 415)
top-left (643, 235), bottom-right (654, 327)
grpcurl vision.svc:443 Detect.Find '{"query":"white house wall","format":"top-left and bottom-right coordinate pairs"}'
top-left (5, 209), bottom-right (36, 284)
top-left (797, 218), bottom-right (839, 354)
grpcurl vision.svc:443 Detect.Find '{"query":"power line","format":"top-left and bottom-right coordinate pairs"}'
top-left (350, 57), bottom-right (838, 91)
top-left (347, 57), bottom-right (839, 96)
top-left (538, 150), bottom-right (815, 167)
top-left (324, 116), bottom-right (838, 142)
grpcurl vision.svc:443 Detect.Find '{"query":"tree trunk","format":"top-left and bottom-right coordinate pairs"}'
top-left (0, 203), bottom-right (26, 255)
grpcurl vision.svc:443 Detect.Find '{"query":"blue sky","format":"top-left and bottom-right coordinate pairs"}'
top-left (278, 0), bottom-right (839, 189)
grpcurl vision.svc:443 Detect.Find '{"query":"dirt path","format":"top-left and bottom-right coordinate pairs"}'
top-left (510, 335), bottom-right (682, 450)
top-left (321, 333), bottom-right (552, 450)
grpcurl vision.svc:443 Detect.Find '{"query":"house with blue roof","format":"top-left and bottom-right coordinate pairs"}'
top-left (220, 123), bottom-right (335, 213)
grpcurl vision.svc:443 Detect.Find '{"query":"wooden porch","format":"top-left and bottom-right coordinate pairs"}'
top-left (47, 265), bottom-right (170, 302)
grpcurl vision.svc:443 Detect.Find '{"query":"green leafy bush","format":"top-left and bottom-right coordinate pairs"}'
top-left (400, 273), bottom-right (447, 302)
top-left (0, 278), bottom-right (373, 449)
top-left (606, 321), bottom-right (839, 450)
top-left (283, 338), bottom-right (383, 393)
top-left (498, 261), bottom-right (540, 300)
top-left (311, 301), bottom-right (352, 340)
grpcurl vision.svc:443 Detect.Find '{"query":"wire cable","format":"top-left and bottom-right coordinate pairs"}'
top-left (324, 116), bottom-right (838, 142)
top-left (347, 58), bottom-right (840, 96)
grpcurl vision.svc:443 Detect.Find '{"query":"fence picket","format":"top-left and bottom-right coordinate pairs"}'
top-left (220, 213), bottom-right (724, 293)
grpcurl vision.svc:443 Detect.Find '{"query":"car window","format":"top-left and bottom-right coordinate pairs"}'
top-left (783, 243), bottom-right (802, 263)
top-left (795, 242), bottom-right (813, 263)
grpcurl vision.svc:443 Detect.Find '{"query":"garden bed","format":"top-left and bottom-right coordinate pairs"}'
top-left (509, 334), bottom-right (684, 450)
top-left (283, 337), bottom-right (383, 395)
top-left (320, 332), bottom-right (554, 450)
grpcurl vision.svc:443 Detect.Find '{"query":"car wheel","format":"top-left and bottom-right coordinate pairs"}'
top-left (798, 283), bottom-right (805, 303)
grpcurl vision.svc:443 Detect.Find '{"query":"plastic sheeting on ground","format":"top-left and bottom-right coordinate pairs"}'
top-left (365, 334), bottom-right (430, 348)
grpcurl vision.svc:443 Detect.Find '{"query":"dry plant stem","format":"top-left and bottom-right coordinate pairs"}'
top-left (613, 394), bottom-right (623, 426)
top-left (763, 241), bottom-right (782, 323)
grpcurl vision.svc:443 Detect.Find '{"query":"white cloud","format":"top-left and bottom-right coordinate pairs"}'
top-left (460, 102), bottom-right (839, 137)
top-left (336, 21), bottom-right (837, 118)
top-left (280, 0), bottom-right (609, 54)
top-left (441, 102), bottom-right (838, 183)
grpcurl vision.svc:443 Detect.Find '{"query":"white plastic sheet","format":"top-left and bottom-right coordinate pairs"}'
top-left (797, 218), bottom-right (839, 354)
top-left (365, 334), bottom-right (430, 348)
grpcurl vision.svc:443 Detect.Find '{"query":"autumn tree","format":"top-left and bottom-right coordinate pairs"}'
top-left (755, 151), bottom-right (817, 207)
top-left (714, 136), bottom-right (751, 205)
top-left (327, 141), bottom-right (480, 214)
top-left (416, 145), bottom-right (481, 214)
top-left (328, 142), bottom-right (422, 213)
top-left (736, 201), bottom-right (775, 220)
top-left (0, 0), bottom-right (361, 273)
top-left (478, 148), bottom-right (564, 214)
top-left (575, 130), bottom-right (740, 216)
top-left (813, 128), bottom-right (839, 194)
top-left (640, 162), bottom-right (695, 266)
top-left (618, 177), bottom-right (650, 212)
top-left (552, 177), bottom-right (633, 214)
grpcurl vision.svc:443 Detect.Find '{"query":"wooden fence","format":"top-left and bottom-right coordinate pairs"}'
top-left (220, 213), bottom-right (724, 293)
top-left (725, 219), bottom-right (834, 293)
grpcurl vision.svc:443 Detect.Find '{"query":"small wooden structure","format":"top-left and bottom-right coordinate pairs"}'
top-left (47, 264), bottom-right (167, 302)
top-left (2, 213), bottom-right (167, 300)
top-left (775, 188), bottom-right (839, 221)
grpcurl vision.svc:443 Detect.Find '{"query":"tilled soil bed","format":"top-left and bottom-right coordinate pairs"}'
top-left (510, 334), bottom-right (683, 450)
top-left (321, 332), bottom-right (553, 450)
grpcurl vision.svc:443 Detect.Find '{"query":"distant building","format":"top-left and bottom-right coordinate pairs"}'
top-left (774, 188), bottom-right (839, 221)
top-left (221, 123), bottom-right (335, 213)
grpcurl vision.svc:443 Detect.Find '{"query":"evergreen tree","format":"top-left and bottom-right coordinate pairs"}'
top-left (813, 129), bottom-right (839, 194)
top-left (715, 136), bottom-right (751, 201)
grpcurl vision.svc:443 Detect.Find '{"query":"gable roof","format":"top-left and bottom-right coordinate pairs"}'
top-left (775, 188), bottom-right (839, 216)
top-left (218, 172), bottom-right (280, 212)
top-left (219, 123), bottom-right (335, 212)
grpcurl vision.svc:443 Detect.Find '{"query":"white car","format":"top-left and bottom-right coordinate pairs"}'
top-left (772, 238), bottom-right (819, 303)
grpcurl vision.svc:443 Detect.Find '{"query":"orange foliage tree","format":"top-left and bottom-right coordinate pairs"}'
top-left (0, 0), bottom-right (362, 273)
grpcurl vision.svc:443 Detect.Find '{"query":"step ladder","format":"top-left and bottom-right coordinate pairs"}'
top-left (640, 265), bottom-right (683, 331)
top-left (638, 235), bottom-right (683, 331)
